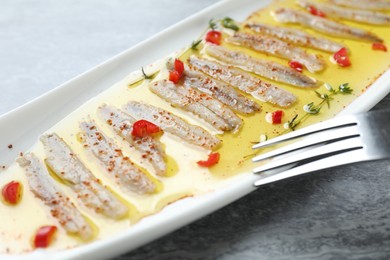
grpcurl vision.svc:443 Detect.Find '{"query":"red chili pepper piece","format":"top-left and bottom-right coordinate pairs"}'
top-left (169, 58), bottom-right (185, 84)
top-left (132, 120), bottom-right (161, 138)
top-left (308, 5), bottom-right (326, 17)
top-left (169, 70), bottom-right (181, 84)
top-left (174, 59), bottom-right (185, 75)
top-left (333, 47), bottom-right (351, 67)
top-left (288, 60), bottom-right (304, 72)
top-left (272, 110), bottom-right (283, 124)
top-left (197, 152), bottom-right (220, 167)
top-left (372, 42), bottom-right (387, 52)
top-left (205, 30), bottom-right (222, 45)
top-left (34, 225), bottom-right (57, 248)
top-left (2, 181), bottom-right (22, 205)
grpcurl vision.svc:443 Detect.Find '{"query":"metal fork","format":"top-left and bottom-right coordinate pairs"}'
top-left (252, 109), bottom-right (390, 187)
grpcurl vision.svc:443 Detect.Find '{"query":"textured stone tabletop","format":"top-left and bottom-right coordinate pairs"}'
top-left (2, 0), bottom-right (390, 259)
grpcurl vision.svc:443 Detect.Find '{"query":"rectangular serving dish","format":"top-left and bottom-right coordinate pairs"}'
top-left (1, 0), bottom-right (390, 259)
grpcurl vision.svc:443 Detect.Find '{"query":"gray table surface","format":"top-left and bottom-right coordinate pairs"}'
top-left (2, 0), bottom-right (390, 259)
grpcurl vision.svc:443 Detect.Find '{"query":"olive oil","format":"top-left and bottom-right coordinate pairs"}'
top-left (1, 0), bottom-right (390, 254)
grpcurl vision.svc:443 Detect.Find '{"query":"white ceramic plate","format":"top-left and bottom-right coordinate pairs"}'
top-left (1, 0), bottom-right (390, 259)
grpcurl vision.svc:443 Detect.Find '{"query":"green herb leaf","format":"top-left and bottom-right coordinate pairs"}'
top-left (324, 82), bottom-right (337, 94)
top-left (338, 83), bottom-right (353, 94)
top-left (209, 19), bottom-right (217, 30)
top-left (287, 114), bottom-right (299, 130)
top-left (304, 102), bottom-right (321, 114)
top-left (141, 67), bottom-right (158, 80)
top-left (191, 39), bottom-right (202, 50)
top-left (315, 91), bottom-right (332, 108)
top-left (221, 17), bottom-right (239, 31)
top-left (142, 67), bottom-right (152, 80)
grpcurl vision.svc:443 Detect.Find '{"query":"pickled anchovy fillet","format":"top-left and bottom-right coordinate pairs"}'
top-left (40, 133), bottom-right (128, 219)
top-left (80, 120), bottom-right (156, 194)
top-left (272, 8), bottom-right (383, 43)
top-left (298, 0), bottom-right (390, 25)
top-left (188, 56), bottom-right (297, 107)
top-left (184, 69), bottom-right (261, 114)
top-left (328, 0), bottom-right (390, 11)
top-left (205, 45), bottom-right (319, 88)
top-left (245, 22), bottom-right (345, 53)
top-left (123, 101), bottom-right (220, 149)
top-left (227, 32), bottom-right (326, 73)
top-left (17, 153), bottom-right (94, 240)
top-left (150, 80), bottom-right (242, 132)
top-left (97, 104), bottom-right (167, 176)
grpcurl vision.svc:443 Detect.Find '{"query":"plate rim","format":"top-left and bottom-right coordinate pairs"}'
top-left (1, 0), bottom-right (390, 258)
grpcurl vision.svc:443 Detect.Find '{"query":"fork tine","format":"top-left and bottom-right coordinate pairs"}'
top-left (254, 149), bottom-right (368, 186)
top-left (252, 125), bottom-right (360, 162)
top-left (252, 115), bottom-right (357, 150)
top-left (253, 137), bottom-right (363, 174)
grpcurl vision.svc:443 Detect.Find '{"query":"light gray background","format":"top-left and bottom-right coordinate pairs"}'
top-left (1, 1), bottom-right (390, 259)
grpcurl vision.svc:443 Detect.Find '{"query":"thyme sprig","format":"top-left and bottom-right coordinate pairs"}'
top-left (221, 17), bottom-right (239, 31)
top-left (191, 39), bottom-right (202, 50)
top-left (128, 67), bottom-right (159, 87)
top-left (209, 19), bottom-right (218, 30)
top-left (286, 83), bottom-right (353, 131)
top-left (141, 67), bottom-right (154, 80)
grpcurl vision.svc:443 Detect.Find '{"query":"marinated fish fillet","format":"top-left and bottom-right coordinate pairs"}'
top-left (149, 80), bottom-right (242, 132)
top-left (328, 0), bottom-right (390, 11)
top-left (188, 56), bottom-right (297, 107)
top-left (205, 45), bottom-right (319, 88)
top-left (17, 153), bottom-right (94, 240)
top-left (227, 32), bottom-right (326, 73)
top-left (40, 133), bottom-right (128, 219)
top-left (272, 8), bottom-right (383, 43)
top-left (245, 23), bottom-right (345, 53)
top-left (184, 69), bottom-right (261, 114)
top-left (123, 101), bottom-right (220, 149)
top-left (298, 0), bottom-right (390, 25)
top-left (97, 104), bottom-right (167, 176)
top-left (79, 120), bottom-right (156, 194)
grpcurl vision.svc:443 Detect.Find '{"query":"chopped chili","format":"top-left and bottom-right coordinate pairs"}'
top-left (333, 47), bottom-right (351, 67)
top-left (174, 59), bottom-right (185, 75)
top-left (33, 226), bottom-right (57, 248)
top-left (169, 70), bottom-right (181, 84)
top-left (308, 5), bottom-right (326, 17)
top-left (205, 30), bottom-right (222, 45)
top-left (288, 60), bottom-right (304, 72)
top-left (272, 110), bottom-right (283, 124)
top-left (169, 58), bottom-right (185, 84)
top-left (2, 181), bottom-right (22, 205)
top-left (372, 42), bottom-right (387, 52)
top-left (132, 120), bottom-right (161, 138)
top-left (197, 152), bottom-right (220, 167)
